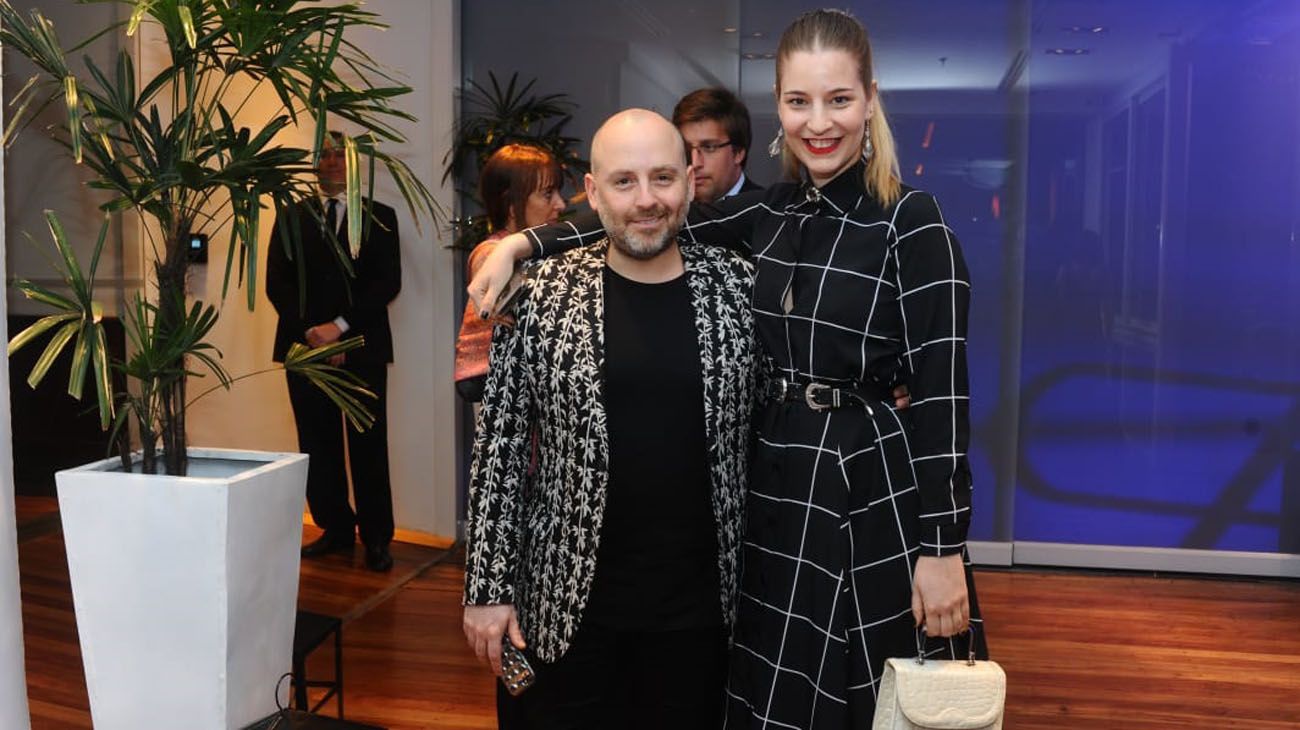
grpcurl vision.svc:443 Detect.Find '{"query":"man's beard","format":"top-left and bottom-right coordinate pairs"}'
top-left (599, 204), bottom-right (686, 261)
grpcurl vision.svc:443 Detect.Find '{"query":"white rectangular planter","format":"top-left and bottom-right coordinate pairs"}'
top-left (56, 447), bottom-right (309, 730)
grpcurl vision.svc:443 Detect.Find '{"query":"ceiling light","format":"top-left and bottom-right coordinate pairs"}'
top-left (1045, 48), bottom-right (1091, 55)
top-left (722, 27), bottom-right (737, 33)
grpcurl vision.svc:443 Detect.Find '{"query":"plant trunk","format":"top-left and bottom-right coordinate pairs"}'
top-left (161, 377), bottom-right (187, 475)
top-left (116, 425), bottom-right (132, 473)
top-left (140, 427), bottom-right (157, 473)
top-left (154, 244), bottom-right (189, 476)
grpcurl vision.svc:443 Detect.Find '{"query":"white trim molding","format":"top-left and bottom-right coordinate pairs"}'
top-left (968, 540), bottom-right (1014, 567)
top-left (1012, 541), bottom-right (1300, 579)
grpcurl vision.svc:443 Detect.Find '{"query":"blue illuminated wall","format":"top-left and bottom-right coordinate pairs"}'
top-left (875, 1), bottom-right (1300, 555)
top-left (1011, 1), bottom-right (1300, 553)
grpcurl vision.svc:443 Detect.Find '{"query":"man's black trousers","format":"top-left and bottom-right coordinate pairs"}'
top-left (285, 361), bottom-right (393, 548)
top-left (496, 622), bottom-right (728, 730)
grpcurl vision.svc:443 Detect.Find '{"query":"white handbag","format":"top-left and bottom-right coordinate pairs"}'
top-left (872, 628), bottom-right (1006, 730)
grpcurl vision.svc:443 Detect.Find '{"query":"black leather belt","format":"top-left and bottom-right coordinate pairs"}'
top-left (764, 377), bottom-right (887, 413)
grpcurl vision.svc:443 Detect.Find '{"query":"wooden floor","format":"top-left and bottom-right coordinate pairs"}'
top-left (16, 499), bottom-right (1300, 729)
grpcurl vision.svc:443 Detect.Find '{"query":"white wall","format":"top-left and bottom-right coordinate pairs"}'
top-left (186, 0), bottom-right (461, 539)
top-left (0, 47), bottom-right (34, 730)
top-left (375, 0), bottom-right (460, 541)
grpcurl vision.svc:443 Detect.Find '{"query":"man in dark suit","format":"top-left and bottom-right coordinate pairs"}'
top-left (266, 132), bottom-right (401, 572)
top-left (672, 87), bottom-right (762, 203)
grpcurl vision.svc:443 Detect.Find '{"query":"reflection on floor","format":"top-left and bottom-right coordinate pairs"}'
top-left (16, 498), bottom-right (1300, 729)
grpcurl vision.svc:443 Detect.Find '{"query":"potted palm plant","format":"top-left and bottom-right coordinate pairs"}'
top-left (0, 1), bottom-right (437, 727)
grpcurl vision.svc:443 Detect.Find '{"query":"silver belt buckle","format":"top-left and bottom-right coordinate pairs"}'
top-left (774, 377), bottom-right (790, 401)
top-left (805, 382), bottom-right (832, 411)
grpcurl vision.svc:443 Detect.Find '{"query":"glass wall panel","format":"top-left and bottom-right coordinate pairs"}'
top-left (1016, 0), bottom-right (1300, 552)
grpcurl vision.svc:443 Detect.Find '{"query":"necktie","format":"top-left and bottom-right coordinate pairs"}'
top-left (326, 198), bottom-right (339, 238)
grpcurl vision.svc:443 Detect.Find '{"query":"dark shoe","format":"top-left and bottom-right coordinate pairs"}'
top-left (364, 543), bottom-right (394, 572)
top-left (301, 531), bottom-right (355, 558)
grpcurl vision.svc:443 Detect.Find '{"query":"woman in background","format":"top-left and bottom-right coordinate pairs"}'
top-left (454, 144), bottom-right (566, 402)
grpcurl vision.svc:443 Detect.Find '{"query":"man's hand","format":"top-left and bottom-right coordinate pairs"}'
top-left (468, 233), bottom-right (531, 316)
top-left (462, 603), bottom-right (526, 676)
top-left (305, 322), bottom-right (343, 348)
top-left (327, 353), bottom-right (345, 367)
top-left (911, 554), bottom-right (970, 638)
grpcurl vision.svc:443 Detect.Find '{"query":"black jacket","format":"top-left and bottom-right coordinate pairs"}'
top-left (266, 199), bottom-right (401, 365)
top-left (464, 241), bottom-right (759, 662)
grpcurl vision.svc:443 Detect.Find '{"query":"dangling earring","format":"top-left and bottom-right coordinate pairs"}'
top-left (768, 127), bottom-right (784, 158)
top-left (862, 119), bottom-right (874, 160)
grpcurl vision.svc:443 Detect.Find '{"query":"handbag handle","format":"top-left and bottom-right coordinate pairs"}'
top-left (915, 624), bottom-right (978, 666)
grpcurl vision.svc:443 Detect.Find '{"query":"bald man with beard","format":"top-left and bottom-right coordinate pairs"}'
top-left (462, 109), bottom-right (760, 729)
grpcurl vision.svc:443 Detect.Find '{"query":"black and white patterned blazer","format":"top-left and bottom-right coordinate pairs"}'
top-left (463, 240), bottom-right (759, 662)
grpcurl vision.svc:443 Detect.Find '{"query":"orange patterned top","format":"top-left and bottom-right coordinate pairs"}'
top-left (454, 231), bottom-right (509, 385)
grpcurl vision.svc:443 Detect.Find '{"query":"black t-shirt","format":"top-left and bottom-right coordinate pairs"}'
top-left (583, 265), bottom-right (722, 631)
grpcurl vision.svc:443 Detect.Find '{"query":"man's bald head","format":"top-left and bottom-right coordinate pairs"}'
top-left (583, 108), bottom-right (695, 264)
top-left (590, 108), bottom-right (688, 174)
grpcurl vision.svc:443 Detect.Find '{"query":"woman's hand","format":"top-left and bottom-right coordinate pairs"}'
top-left (892, 384), bottom-right (910, 410)
top-left (462, 603), bottom-right (527, 676)
top-left (911, 554), bottom-right (970, 637)
top-left (468, 232), bottom-right (531, 316)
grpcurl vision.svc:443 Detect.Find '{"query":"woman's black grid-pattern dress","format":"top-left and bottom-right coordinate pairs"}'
top-left (526, 161), bottom-right (987, 728)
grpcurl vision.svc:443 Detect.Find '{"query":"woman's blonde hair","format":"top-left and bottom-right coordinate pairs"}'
top-left (776, 9), bottom-right (901, 206)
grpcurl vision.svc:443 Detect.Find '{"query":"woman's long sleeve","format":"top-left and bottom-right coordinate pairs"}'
top-left (891, 191), bottom-right (974, 557)
top-left (520, 189), bottom-right (771, 258)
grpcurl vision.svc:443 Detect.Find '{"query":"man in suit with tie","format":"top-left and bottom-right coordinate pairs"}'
top-left (266, 131), bottom-right (401, 572)
top-left (672, 87), bottom-right (763, 203)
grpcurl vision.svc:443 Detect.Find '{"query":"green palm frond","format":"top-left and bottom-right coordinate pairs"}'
top-left (182, 338), bottom-right (376, 433)
top-left (7, 212), bottom-right (115, 428)
top-left (118, 291), bottom-right (230, 388)
top-left (283, 340), bottom-right (376, 431)
top-left (7, 311), bottom-right (79, 355)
